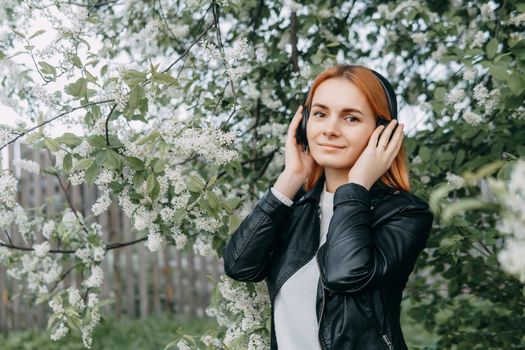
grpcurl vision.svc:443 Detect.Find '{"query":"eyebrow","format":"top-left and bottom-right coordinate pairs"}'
top-left (311, 103), bottom-right (364, 116)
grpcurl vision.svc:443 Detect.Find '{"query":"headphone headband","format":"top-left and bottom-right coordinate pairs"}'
top-left (302, 65), bottom-right (397, 120)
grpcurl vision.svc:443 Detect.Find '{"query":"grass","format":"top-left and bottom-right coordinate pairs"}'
top-left (0, 313), bottom-right (218, 350)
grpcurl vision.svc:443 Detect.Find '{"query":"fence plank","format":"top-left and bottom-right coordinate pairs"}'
top-left (2, 142), bottom-right (225, 331)
top-left (122, 212), bottom-right (135, 318)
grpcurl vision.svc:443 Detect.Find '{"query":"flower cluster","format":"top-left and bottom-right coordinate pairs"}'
top-left (493, 160), bottom-right (525, 283)
top-left (0, 172), bottom-right (18, 208)
top-left (12, 158), bottom-right (40, 174)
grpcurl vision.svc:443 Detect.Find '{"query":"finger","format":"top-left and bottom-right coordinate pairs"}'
top-left (287, 105), bottom-right (304, 144)
top-left (378, 120), bottom-right (398, 149)
top-left (370, 124), bottom-right (385, 147)
top-left (387, 124), bottom-right (404, 157)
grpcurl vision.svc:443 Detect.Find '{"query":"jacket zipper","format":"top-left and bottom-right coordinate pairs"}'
top-left (316, 253), bottom-right (327, 350)
top-left (382, 334), bottom-right (394, 350)
top-left (315, 204), bottom-right (327, 350)
top-left (368, 293), bottom-right (394, 350)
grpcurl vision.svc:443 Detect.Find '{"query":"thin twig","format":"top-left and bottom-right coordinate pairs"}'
top-left (0, 99), bottom-right (114, 151)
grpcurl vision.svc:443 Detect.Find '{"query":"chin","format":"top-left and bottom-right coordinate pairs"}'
top-left (313, 157), bottom-right (354, 169)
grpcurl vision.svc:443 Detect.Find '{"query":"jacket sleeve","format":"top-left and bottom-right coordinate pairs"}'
top-left (316, 182), bottom-right (434, 294)
top-left (222, 186), bottom-right (294, 282)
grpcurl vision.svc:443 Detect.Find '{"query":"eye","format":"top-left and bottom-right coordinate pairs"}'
top-left (344, 115), bottom-right (359, 122)
top-left (313, 111), bottom-right (325, 118)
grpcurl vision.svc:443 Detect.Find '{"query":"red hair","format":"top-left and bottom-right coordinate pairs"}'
top-left (302, 64), bottom-right (410, 192)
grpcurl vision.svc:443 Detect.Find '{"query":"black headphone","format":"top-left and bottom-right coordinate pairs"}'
top-left (295, 65), bottom-right (398, 153)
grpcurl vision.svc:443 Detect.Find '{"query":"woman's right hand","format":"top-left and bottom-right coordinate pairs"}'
top-left (283, 105), bottom-right (316, 180)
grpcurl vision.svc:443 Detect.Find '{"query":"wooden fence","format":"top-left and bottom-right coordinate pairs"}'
top-left (0, 143), bottom-right (225, 331)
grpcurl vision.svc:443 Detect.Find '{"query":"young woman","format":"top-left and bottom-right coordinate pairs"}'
top-left (223, 64), bottom-right (434, 350)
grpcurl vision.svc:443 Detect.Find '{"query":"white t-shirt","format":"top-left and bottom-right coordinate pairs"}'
top-left (270, 182), bottom-right (334, 350)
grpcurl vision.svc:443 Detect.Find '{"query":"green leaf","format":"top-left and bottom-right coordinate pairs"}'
top-left (133, 170), bottom-right (145, 188)
top-left (125, 156), bottom-right (145, 171)
top-left (69, 54), bottom-right (82, 68)
top-left (485, 38), bottom-right (498, 59)
top-left (29, 29), bottom-right (46, 39)
top-left (152, 72), bottom-right (177, 85)
top-left (146, 173), bottom-right (156, 194)
top-left (108, 180), bottom-right (124, 193)
top-left (508, 74), bottom-right (525, 96)
top-left (106, 150), bottom-right (121, 170)
top-left (88, 135), bottom-right (107, 148)
top-left (489, 65), bottom-right (508, 81)
top-left (187, 174), bottom-right (205, 193)
top-left (207, 190), bottom-right (220, 211)
top-left (44, 137), bottom-right (61, 152)
top-left (153, 159), bottom-right (166, 173)
top-left (38, 61), bottom-right (56, 76)
top-left (55, 132), bottom-right (82, 147)
top-left (149, 178), bottom-right (160, 201)
top-left (84, 69), bottom-right (97, 83)
top-left (64, 78), bottom-right (87, 97)
top-left (12, 29), bottom-right (25, 38)
top-left (434, 87), bottom-right (446, 102)
top-left (63, 154), bottom-right (73, 173)
top-left (85, 162), bottom-right (99, 185)
top-left (419, 146), bottom-right (431, 162)
top-left (95, 150), bottom-right (108, 166)
top-left (122, 69), bottom-right (147, 87)
top-left (128, 86), bottom-right (145, 109)
top-left (73, 157), bottom-right (95, 171)
top-left (136, 131), bottom-right (160, 145)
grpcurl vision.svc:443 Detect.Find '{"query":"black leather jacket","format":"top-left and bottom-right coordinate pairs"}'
top-left (223, 172), bottom-right (434, 349)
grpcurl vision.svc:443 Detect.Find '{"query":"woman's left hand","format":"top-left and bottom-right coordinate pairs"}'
top-left (347, 120), bottom-right (404, 190)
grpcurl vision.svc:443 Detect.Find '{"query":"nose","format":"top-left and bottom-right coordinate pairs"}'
top-left (322, 115), bottom-right (340, 137)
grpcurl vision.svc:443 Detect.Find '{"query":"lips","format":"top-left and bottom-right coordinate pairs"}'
top-left (319, 143), bottom-right (345, 149)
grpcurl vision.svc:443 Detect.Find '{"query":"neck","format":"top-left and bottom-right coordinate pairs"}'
top-left (322, 167), bottom-right (350, 193)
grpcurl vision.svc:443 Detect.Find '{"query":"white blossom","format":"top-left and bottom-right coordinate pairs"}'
top-left (42, 220), bottom-right (55, 239)
top-left (497, 238), bottom-right (525, 283)
top-left (193, 234), bottom-right (215, 257)
top-left (91, 190), bottom-right (112, 216)
top-left (469, 30), bottom-right (487, 48)
top-left (61, 209), bottom-right (78, 229)
top-left (473, 84), bottom-right (489, 104)
top-left (462, 67), bottom-right (476, 81)
top-left (176, 339), bottom-right (192, 350)
top-left (0, 173), bottom-right (18, 208)
top-left (84, 265), bottom-right (104, 288)
top-left (69, 170), bottom-right (85, 186)
top-left (171, 227), bottom-right (188, 249)
top-left (431, 43), bottom-right (447, 61)
top-left (248, 333), bottom-right (268, 350)
top-left (462, 110), bottom-right (483, 126)
top-left (145, 231), bottom-right (164, 252)
top-left (479, 1), bottom-right (497, 21)
top-left (33, 241), bottom-right (51, 258)
top-left (200, 334), bottom-right (223, 347)
top-left (446, 172), bottom-right (466, 189)
top-left (50, 322), bottom-right (69, 341)
top-left (410, 32), bottom-right (427, 45)
top-left (87, 293), bottom-right (99, 308)
top-left (12, 158), bottom-right (40, 174)
top-left (0, 210), bottom-right (15, 228)
top-left (509, 12), bottom-right (525, 26)
top-left (68, 287), bottom-right (86, 311)
top-left (49, 299), bottom-right (64, 314)
top-left (0, 246), bottom-right (12, 261)
top-left (444, 87), bottom-right (466, 106)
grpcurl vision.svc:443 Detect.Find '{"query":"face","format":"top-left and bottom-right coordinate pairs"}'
top-left (306, 77), bottom-right (376, 171)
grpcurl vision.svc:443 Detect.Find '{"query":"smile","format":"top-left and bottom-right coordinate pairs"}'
top-left (319, 143), bottom-right (345, 150)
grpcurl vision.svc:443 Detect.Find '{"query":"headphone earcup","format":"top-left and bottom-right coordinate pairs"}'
top-left (301, 107), bottom-right (309, 151)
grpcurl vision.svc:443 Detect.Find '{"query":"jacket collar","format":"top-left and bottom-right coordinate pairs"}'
top-left (293, 172), bottom-right (391, 206)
